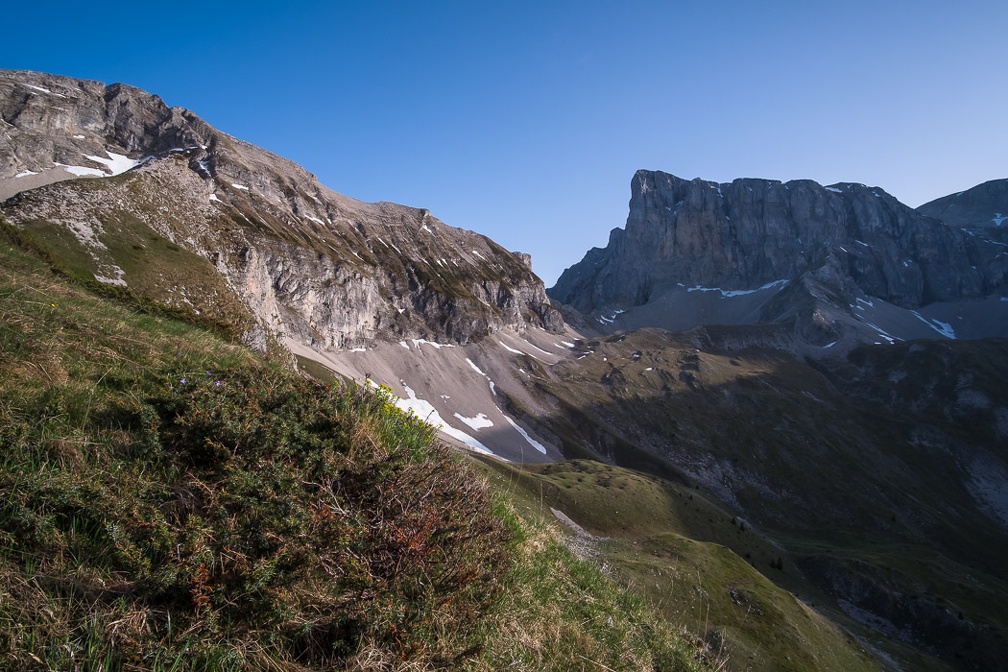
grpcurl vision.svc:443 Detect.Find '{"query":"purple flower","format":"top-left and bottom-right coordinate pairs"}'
top-left (180, 377), bottom-right (187, 385)
top-left (214, 381), bottom-right (222, 387)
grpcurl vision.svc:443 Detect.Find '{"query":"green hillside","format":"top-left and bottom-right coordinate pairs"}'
top-left (0, 223), bottom-right (710, 670)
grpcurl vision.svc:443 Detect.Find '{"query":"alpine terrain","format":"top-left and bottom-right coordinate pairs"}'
top-left (2, 69), bottom-right (1007, 671)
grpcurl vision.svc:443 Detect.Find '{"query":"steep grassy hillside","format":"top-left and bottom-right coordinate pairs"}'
top-left (0, 225), bottom-right (708, 671)
top-left (478, 458), bottom-right (886, 672)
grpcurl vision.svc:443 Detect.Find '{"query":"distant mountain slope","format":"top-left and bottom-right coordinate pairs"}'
top-left (917, 177), bottom-right (1008, 234)
top-left (550, 170), bottom-right (1008, 351)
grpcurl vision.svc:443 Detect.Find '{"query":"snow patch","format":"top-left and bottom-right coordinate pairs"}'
top-left (499, 341), bottom-right (525, 355)
top-left (992, 213), bottom-right (1006, 226)
top-left (466, 358), bottom-right (498, 396)
top-left (454, 412), bottom-right (493, 431)
top-left (82, 152), bottom-right (139, 176)
top-left (350, 347), bottom-right (367, 353)
top-left (57, 162), bottom-right (105, 178)
top-left (208, 193), bottom-right (221, 203)
top-left (825, 186), bottom-right (843, 193)
top-left (686, 279), bottom-right (787, 298)
top-left (411, 339), bottom-right (454, 350)
top-left (502, 414), bottom-right (548, 454)
top-left (399, 341), bottom-right (410, 350)
top-left (231, 183), bottom-right (249, 191)
top-left (26, 83), bottom-right (66, 98)
top-left (911, 311), bottom-right (956, 339)
top-left (466, 358), bottom-right (487, 377)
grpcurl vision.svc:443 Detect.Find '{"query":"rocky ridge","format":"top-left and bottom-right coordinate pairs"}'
top-left (0, 69), bottom-right (562, 351)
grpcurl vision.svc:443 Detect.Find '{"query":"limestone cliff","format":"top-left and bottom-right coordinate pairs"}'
top-left (0, 69), bottom-right (562, 351)
top-left (550, 170), bottom-right (1008, 346)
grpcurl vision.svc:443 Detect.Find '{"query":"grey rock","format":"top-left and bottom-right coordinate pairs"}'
top-left (1, 69), bottom-right (562, 350)
top-left (550, 170), bottom-right (1007, 345)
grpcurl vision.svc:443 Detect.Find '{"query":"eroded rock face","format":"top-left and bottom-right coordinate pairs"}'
top-left (1, 69), bottom-right (562, 350)
top-left (550, 170), bottom-right (1003, 314)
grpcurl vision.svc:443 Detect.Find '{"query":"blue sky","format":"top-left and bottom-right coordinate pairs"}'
top-left (4, 1), bottom-right (1006, 285)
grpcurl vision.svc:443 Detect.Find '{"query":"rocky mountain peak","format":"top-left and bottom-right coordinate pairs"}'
top-left (1, 69), bottom-right (562, 352)
top-left (550, 169), bottom-right (1008, 349)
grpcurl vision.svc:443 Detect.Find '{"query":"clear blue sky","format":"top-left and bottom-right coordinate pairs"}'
top-left (4, 1), bottom-right (1006, 285)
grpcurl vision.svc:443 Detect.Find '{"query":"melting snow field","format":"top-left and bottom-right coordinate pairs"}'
top-left (56, 151), bottom-right (140, 178)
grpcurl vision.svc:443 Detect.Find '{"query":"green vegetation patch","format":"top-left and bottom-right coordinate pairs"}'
top-left (0, 234), bottom-right (714, 671)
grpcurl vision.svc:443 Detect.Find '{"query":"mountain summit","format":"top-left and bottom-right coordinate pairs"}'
top-left (550, 169), bottom-right (1008, 350)
top-left (0, 69), bottom-right (562, 352)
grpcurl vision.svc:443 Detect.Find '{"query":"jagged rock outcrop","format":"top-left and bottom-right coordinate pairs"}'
top-left (0, 69), bottom-right (562, 350)
top-left (550, 170), bottom-right (1008, 347)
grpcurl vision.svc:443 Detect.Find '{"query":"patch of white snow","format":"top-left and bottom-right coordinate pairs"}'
top-left (454, 412), bottom-right (494, 431)
top-left (502, 414), bottom-right (548, 454)
top-left (411, 339), bottom-right (454, 350)
top-left (911, 311), bottom-right (956, 339)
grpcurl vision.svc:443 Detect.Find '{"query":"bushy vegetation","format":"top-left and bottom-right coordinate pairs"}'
top-left (0, 228), bottom-right (711, 671)
top-left (1, 365), bottom-right (511, 668)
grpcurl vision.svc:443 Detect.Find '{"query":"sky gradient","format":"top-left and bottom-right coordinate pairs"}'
top-left (4, 1), bottom-right (1006, 285)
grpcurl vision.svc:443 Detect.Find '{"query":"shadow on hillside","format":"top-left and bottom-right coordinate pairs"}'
top-left (500, 333), bottom-right (1008, 671)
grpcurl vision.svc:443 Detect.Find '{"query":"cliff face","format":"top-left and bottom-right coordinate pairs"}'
top-left (549, 170), bottom-right (1008, 349)
top-left (0, 69), bottom-right (562, 350)
top-left (551, 170), bottom-right (1004, 314)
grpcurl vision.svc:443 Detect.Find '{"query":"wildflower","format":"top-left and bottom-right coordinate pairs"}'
top-left (214, 381), bottom-right (222, 387)
top-left (180, 377), bottom-right (187, 385)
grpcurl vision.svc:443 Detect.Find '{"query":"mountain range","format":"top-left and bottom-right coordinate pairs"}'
top-left (3, 68), bottom-right (1007, 671)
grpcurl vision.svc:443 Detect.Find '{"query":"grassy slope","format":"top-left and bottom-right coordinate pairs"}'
top-left (477, 458), bottom-right (884, 672)
top-left (503, 328), bottom-right (1007, 671)
top-left (0, 227), bottom-right (709, 671)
